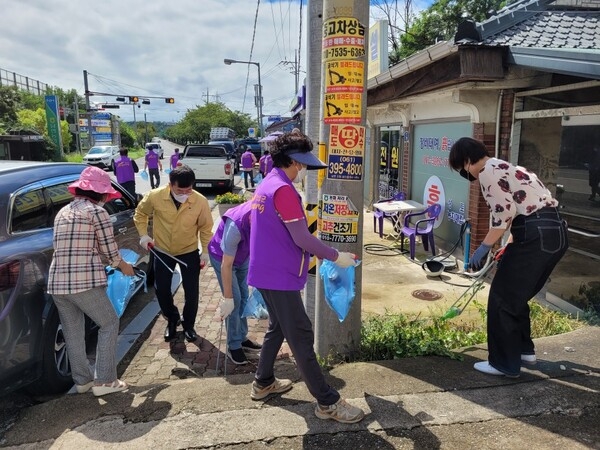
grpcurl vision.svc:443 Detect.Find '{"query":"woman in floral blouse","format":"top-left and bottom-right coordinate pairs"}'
top-left (449, 137), bottom-right (568, 378)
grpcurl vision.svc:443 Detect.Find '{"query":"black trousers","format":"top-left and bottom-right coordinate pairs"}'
top-left (256, 289), bottom-right (340, 406)
top-left (242, 170), bottom-right (254, 188)
top-left (487, 207), bottom-right (568, 376)
top-left (154, 249), bottom-right (200, 330)
top-left (120, 180), bottom-right (136, 199)
top-left (149, 168), bottom-right (160, 189)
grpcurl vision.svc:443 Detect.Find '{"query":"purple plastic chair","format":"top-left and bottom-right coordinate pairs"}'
top-left (373, 192), bottom-right (406, 238)
top-left (400, 203), bottom-right (442, 259)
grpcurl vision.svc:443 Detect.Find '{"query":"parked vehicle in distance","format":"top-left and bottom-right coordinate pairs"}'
top-left (180, 144), bottom-right (234, 192)
top-left (208, 140), bottom-right (238, 173)
top-left (144, 142), bottom-right (164, 159)
top-left (82, 145), bottom-right (120, 171)
top-left (151, 137), bottom-right (161, 143)
top-left (0, 161), bottom-right (147, 396)
top-left (236, 138), bottom-right (262, 160)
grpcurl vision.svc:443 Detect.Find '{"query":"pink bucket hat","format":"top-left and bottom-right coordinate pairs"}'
top-left (68, 166), bottom-right (121, 201)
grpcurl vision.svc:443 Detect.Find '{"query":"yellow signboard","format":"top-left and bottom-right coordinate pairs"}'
top-left (323, 92), bottom-right (362, 124)
top-left (325, 61), bottom-right (364, 93)
top-left (329, 125), bottom-right (365, 157)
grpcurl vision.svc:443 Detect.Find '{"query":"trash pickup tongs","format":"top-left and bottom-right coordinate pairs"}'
top-left (149, 245), bottom-right (188, 274)
top-left (442, 247), bottom-right (506, 320)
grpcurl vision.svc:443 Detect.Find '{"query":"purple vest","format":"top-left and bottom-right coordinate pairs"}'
top-left (208, 202), bottom-right (252, 266)
top-left (241, 151), bottom-right (254, 170)
top-left (170, 153), bottom-right (179, 169)
top-left (248, 168), bottom-right (308, 290)
top-left (259, 155), bottom-right (273, 174)
top-left (146, 151), bottom-right (159, 169)
top-left (114, 156), bottom-right (135, 183)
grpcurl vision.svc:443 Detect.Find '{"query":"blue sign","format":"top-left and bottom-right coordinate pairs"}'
top-left (327, 154), bottom-right (363, 181)
top-left (92, 112), bottom-right (111, 120)
top-left (92, 132), bottom-right (112, 141)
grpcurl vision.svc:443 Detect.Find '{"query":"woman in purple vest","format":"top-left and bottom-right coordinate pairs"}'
top-left (247, 129), bottom-right (365, 424)
top-left (259, 150), bottom-right (273, 177)
top-left (114, 148), bottom-right (139, 199)
top-left (208, 201), bottom-right (262, 365)
top-left (170, 148), bottom-right (180, 170)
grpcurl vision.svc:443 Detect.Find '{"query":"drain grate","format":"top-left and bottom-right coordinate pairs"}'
top-left (412, 289), bottom-right (443, 301)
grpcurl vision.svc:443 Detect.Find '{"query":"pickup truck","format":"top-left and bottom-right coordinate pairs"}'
top-left (179, 144), bottom-right (235, 191)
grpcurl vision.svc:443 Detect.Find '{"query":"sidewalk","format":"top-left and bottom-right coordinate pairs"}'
top-left (2, 206), bottom-right (599, 449)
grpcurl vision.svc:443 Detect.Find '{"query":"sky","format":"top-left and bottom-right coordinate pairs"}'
top-left (2, 0), bottom-right (432, 125)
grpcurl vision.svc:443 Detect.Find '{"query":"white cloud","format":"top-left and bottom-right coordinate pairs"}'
top-left (1, 0), bottom-right (305, 123)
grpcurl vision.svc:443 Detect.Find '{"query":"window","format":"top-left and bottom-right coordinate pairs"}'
top-left (11, 187), bottom-right (48, 233)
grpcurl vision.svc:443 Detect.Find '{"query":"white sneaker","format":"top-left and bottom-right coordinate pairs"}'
top-left (474, 361), bottom-right (520, 378)
top-left (521, 354), bottom-right (537, 365)
top-left (315, 399), bottom-right (365, 424)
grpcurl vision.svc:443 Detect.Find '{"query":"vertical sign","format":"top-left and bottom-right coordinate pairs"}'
top-left (45, 95), bottom-right (63, 153)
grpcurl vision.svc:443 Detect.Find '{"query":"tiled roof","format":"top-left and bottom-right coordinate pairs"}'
top-left (481, 10), bottom-right (600, 49)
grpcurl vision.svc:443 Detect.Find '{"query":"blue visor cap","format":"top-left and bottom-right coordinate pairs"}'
top-left (286, 148), bottom-right (328, 170)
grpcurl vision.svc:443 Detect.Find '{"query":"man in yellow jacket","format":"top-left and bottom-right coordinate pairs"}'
top-left (134, 165), bottom-right (213, 342)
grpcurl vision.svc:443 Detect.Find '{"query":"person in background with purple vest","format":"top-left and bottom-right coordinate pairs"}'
top-left (144, 147), bottom-right (163, 189)
top-left (208, 201), bottom-right (263, 365)
top-left (247, 129), bottom-right (365, 424)
top-left (114, 148), bottom-right (139, 199)
top-left (259, 150), bottom-right (273, 177)
top-left (240, 144), bottom-right (257, 189)
top-left (170, 148), bottom-right (180, 170)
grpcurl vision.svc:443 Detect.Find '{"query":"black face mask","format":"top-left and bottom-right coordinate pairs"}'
top-left (459, 168), bottom-right (477, 182)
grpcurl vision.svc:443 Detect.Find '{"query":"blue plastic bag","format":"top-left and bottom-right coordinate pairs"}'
top-left (106, 249), bottom-right (146, 317)
top-left (319, 259), bottom-right (359, 322)
top-left (253, 173), bottom-right (263, 184)
top-left (242, 288), bottom-right (269, 320)
top-left (140, 170), bottom-right (149, 181)
top-left (164, 168), bottom-right (172, 174)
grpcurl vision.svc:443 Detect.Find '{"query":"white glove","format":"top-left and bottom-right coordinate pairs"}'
top-left (219, 297), bottom-right (235, 320)
top-left (200, 253), bottom-right (209, 269)
top-left (335, 251), bottom-right (357, 268)
top-left (139, 234), bottom-right (154, 250)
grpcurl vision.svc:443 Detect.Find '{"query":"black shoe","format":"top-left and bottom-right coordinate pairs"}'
top-left (227, 348), bottom-right (248, 365)
top-left (164, 321), bottom-right (178, 342)
top-left (241, 339), bottom-right (262, 352)
top-left (183, 328), bottom-right (198, 342)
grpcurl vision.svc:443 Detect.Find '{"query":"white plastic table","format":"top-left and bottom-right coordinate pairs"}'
top-left (372, 199), bottom-right (425, 241)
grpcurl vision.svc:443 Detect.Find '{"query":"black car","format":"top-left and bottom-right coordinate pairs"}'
top-left (0, 161), bottom-right (145, 396)
top-left (236, 138), bottom-right (262, 159)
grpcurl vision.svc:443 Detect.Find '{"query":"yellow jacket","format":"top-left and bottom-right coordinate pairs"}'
top-left (134, 186), bottom-right (214, 256)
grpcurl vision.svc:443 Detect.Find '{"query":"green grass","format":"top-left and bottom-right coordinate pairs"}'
top-left (355, 300), bottom-right (590, 364)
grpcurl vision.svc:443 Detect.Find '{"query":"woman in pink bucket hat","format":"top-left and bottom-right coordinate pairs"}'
top-left (48, 166), bottom-right (135, 396)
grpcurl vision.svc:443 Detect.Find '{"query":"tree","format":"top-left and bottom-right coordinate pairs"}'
top-left (377, 0), bottom-right (509, 62)
top-left (0, 86), bottom-right (22, 132)
top-left (164, 102), bottom-right (254, 144)
top-left (17, 108), bottom-right (72, 150)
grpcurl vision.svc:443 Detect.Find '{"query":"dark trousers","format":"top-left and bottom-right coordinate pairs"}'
top-left (121, 180), bottom-right (136, 199)
top-left (242, 170), bottom-right (254, 188)
top-left (256, 289), bottom-right (340, 406)
top-left (154, 249), bottom-right (200, 330)
top-left (149, 168), bottom-right (160, 189)
top-left (487, 207), bottom-right (568, 376)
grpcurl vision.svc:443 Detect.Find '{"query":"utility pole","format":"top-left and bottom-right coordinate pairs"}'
top-left (83, 70), bottom-right (93, 148)
top-left (144, 112), bottom-right (148, 144)
top-left (314, 0), bottom-right (369, 360)
top-left (74, 99), bottom-right (81, 154)
top-left (303, 0), bottom-right (324, 325)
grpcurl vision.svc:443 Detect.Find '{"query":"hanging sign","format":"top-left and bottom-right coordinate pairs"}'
top-left (325, 61), bottom-right (364, 93)
top-left (322, 17), bottom-right (366, 61)
top-left (319, 194), bottom-right (360, 244)
top-left (327, 124), bottom-right (364, 181)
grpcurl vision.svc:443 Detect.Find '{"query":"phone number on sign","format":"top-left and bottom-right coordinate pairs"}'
top-left (323, 47), bottom-right (365, 59)
top-left (329, 162), bottom-right (362, 176)
top-left (319, 233), bottom-right (358, 243)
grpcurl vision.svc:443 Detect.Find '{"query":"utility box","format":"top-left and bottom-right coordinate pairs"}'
top-left (209, 127), bottom-right (235, 141)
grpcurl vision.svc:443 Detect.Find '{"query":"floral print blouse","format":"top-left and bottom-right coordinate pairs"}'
top-left (478, 158), bottom-right (558, 229)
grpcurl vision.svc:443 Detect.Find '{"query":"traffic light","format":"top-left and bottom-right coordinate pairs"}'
top-left (165, 98), bottom-right (175, 104)
top-left (101, 104), bottom-right (120, 109)
top-left (129, 96), bottom-right (139, 103)
top-left (142, 99), bottom-right (151, 105)
top-left (116, 97), bottom-right (126, 102)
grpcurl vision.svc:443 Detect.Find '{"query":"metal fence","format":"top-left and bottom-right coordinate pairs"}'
top-left (0, 68), bottom-right (48, 95)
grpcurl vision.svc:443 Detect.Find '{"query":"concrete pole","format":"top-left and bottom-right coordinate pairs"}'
top-left (314, 0), bottom-right (369, 359)
top-left (83, 70), bottom-right (93, 148)
top-left (303, 0), bottom-right (324, 325)
top-left (74, 100), bottom-right (81, 154)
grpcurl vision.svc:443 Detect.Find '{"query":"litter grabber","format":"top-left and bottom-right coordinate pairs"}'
top-left (441, 246), bottom-right (506, 320)
top-left (214, 319), bottom-right (228, 377)
top-left (152, 245), bottom-right (188, 268)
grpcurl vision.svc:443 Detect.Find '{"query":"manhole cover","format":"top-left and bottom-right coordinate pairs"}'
top-left (412, 289), bottom-right (443, 301)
